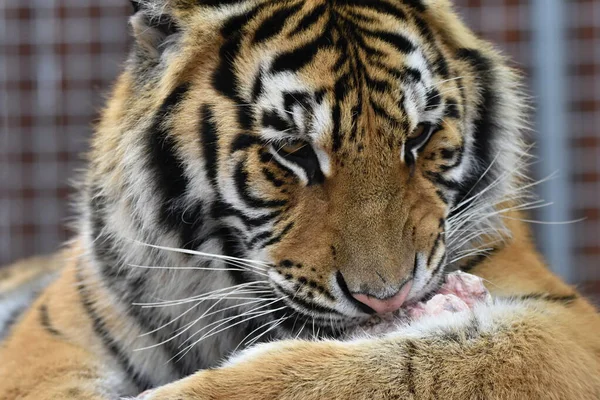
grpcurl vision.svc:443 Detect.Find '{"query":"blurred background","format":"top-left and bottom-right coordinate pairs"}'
top-left (1, 1), bottom-right (598, 299)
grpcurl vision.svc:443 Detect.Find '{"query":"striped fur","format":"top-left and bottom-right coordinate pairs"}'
top-left (0, 1), bottom-right (598, 399)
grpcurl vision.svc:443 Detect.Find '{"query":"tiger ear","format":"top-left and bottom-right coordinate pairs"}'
top-left (130, 1), bottom-right (142, 13)
top-left (129, 1), bottom-right (180, 60)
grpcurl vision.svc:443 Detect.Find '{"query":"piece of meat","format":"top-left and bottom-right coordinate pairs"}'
top-left (352, 271), bottom-right (491, 337)
top-left (408, 271), bottom-right (491, 318)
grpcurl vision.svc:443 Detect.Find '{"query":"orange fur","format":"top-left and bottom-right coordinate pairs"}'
top-left (1, 1), bottom-right (599, 399)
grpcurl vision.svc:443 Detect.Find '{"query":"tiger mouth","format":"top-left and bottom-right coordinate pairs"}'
top-left (262, 261), bottom-right (450, 339)
top-left (267, 282), bottom-right (364, 338)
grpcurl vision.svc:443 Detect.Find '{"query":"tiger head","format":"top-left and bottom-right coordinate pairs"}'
top-left (86, 0), bottom-right (525, 340)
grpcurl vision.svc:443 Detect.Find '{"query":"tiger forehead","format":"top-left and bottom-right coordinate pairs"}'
top-left (193, 0), bottom-right (449, 147)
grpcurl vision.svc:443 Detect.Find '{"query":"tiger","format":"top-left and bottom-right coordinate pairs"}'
top-left (1, 0), bottom-right (599, 399)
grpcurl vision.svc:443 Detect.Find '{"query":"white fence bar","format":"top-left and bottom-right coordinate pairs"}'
top-left (531, 0), bottom-right (572, 281)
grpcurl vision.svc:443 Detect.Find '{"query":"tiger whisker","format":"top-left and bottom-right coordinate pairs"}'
top-left (500, 215), bottom-right (585, 225)
top-left (139, 293), bottom-right (276, 309)
top-left (239, 313), bottom-right (289, 351)
top-left (133, 241), bottom-right (272, 268)
top-left (245, 314), bottom-right (288, 347)
top-left (134, 281), bottom-right (270, 307)
top-left (179, 298), bottom-right (286, 348)
top-left (127, 264), bottom-right (268, 277)
top-left (136, 297), bottom-right (284, 352)
top-left (434, 76), bottom-right (466, 85)
top-left (171, 304), bottom-right (287, 364)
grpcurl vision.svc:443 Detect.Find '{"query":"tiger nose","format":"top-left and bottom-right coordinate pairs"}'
top-left (352, 281), bottom-right (413, 314)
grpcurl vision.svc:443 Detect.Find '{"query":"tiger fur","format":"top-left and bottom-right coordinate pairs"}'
top-left (1, 0), bottom-right (599, 399)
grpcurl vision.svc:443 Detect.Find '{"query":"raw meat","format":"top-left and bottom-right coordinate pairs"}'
top-left (351, 271), bottom-right (491, 337)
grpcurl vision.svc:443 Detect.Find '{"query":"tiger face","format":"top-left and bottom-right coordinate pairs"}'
top-left (90, 0), bottom-right (524, 340)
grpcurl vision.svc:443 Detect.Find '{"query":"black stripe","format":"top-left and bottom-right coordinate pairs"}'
top-left (261, 151), bottom-right (299, 184)
top-left (402, 67), bottom-right (422, 82)
top-left (179, 202), bottom-right (207, 250)
top-left (444, 97), bottom-right (461, 119)
top-left (272, 283), bottom-right (342, 316)
top-left (409, 11), bottom-right (433, 40)
top-left (427, 233), bottom-right (442, 267)
top-left (511, 293), bottom-right (577, 305)
top-left (439, 145), bottom-right (465, 173)
top-left (200, 104), bottom-right (219, 187)
top-left (370, 98), bottom-right (401, 126)
top-left (460, 246), bottom-right (501, 272)
top-left (211, 200), bottom-right (281, 227)
top-left (425, 88), bottom-right (441, 110)
top-left (282, 91), bottom-right (311, 115)
top-left (237, 104), bottom-right (255, 131)
top-left (147, 84), bottom-right (192, 230)
top-left (356, 27), bottom-right (415, 54)
top-left (285, 294), bottom-right (343, 317)
top-left (288, 3), bottom-right (327, 36)
top-left (433, 54), bottom-right (450, 79)
top-left (331, 91), bottom-right (343, 152)
top-left (89, 189), bottom-right (123, 278)
top-left (405, 339), bottom-right (417, 395)
top-left (210, 226), bottom-right (251, 286)
top-left (198, 0), bottom-right (247, 7)
top-left (346, 9), bottom-right (379, 23)
top-left (251, 68), bottom-right (264, 102)
top-left (39, 304), bottom-right (63, 337)
top-left (260, 221), bottom-right (294, 248)
top-left (234, 162), bottom-right (287, 209)
top-left (262, 167), bottom-right (285, 187)
top-left (275, 142), bottom-right (325, 186)
top-left (403, 0), bottom-right (427, 13)
top-left (424, 171), bottom-right (460, 191)
top-left (364, 70), bottom-right (393, 93)
top-left (343, 0), bottom-right (406, 21)
top-left (231, 133), bottom-right (261, 153)
top-left (454, 48), bottom-right (498, 207)
top-left (429, 251), bottom-right (446, 278)
top-left (262, 110), bottom-right (291, 132)
top-left (435, 189), bottom-right (449, 205)
top-left (147, 85), bottom-right (207, 249)
top-left (271, 33), bottom-right (331, 73)
top-left (335, 271), bottom-right (375, 314)
top-left (248, 230), bottom-right (273, 248)
top-left (220, 3), bottom-right (265, 37)
top-left (76, 272), bottom-right (153, 391)
top-left (253, 3), bottom-right (303, 43)
top-left (341, 24), bottom-right (385, 58)
top-left (213, 27), bottom-right (244, 99)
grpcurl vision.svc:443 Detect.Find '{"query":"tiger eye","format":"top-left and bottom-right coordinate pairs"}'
top-left (281, 141), bottom-right (307, 154)
top-left (408, 123), bottom-right (427, 140)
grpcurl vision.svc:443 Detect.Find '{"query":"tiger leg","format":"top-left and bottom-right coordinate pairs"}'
top-left (140, 224), bottom-right (600, 400)
top-left (139, 297), bottom-right (600, 400)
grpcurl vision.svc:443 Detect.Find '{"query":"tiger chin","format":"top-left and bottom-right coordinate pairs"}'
top-left (1, 0), bottom-right (599, 399)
